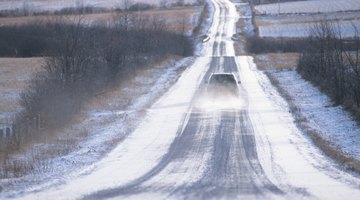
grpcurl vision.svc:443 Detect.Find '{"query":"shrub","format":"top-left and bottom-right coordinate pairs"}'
top-left (297, 21), bottom-right (360, 109)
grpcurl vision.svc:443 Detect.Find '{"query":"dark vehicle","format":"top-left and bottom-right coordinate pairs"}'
top-left (206, 73), bottom-right (240, 98)
top-left (202, 34), bottom-right (210, 43)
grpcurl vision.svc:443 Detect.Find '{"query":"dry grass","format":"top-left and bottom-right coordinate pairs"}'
top-left (0, 132), bottom-right (79, 179)
top-left (142, 7), bottom-right (198, 33)
top-left (0, 7), bottom-right (198, 33)
top-left (86, 55), bottom-right (181, 111)
top-left (0, 57), bottom-right (43, 118)
top-left (253, 53), bottom-right (299, 70)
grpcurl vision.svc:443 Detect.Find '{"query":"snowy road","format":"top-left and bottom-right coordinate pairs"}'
top-left (14, 0), bottom-right (360, 199)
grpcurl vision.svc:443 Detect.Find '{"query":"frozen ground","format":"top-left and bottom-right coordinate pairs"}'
top-left (255, 0), bottom-right (360, 15)
top-left (0, 0), bottom-right (198, 12)
top-left (269, 69), bottom-right (360, 161)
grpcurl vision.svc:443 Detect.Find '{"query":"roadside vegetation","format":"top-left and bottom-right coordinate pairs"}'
top-left (1, 15), bottom-right (193, 173)
top-left (245, 36), bottom-right (306, 54)
top-left (297, 22), bottom-right (360, 118)
top-left (0, 0), bottom-right (210, 181)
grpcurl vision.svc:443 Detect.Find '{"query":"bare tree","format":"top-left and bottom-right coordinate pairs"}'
top-left (298, 21), bottom-right (360, 108)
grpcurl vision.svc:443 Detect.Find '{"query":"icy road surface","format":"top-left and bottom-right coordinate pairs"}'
top-left (12, 0), bottom-right (360, 199)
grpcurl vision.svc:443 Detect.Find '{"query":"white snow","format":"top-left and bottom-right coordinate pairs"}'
top-left (258, 20), bottom-right (360, 38)
top-left (255, 0), bottom-right (360, 15)
top-left (236, 56), bottom-right (360, 199)
top-left (203, 0), bottom-right (238, 56)
top-left (269, 69), bottom-right (360, 160)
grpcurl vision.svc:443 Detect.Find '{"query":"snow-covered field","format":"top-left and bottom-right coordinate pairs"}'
top-left (258, 19), bottom-right (360, 38)
top-left (269, 69), bottom-right (360, 161)
top-left (0, 0), bottom-right (198, 12)
top-left (255, 0), bottom-right (360, 15)
top-left (254, 0), bottom-right (360, 38)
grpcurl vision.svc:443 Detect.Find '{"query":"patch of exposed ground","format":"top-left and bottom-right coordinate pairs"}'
top-left (253, 53), bottom-right (299, 70)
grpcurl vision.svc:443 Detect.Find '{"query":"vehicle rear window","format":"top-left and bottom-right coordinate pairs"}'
top-left (209, 74), bottom-right (236, 85)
